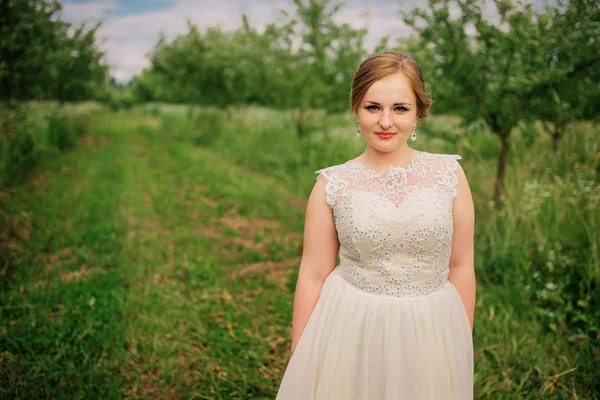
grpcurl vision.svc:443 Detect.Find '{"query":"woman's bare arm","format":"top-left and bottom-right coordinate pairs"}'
top-left (290, 174), bottom-right (339, 356)
top-left (448, 162), bottom-right (476, 331)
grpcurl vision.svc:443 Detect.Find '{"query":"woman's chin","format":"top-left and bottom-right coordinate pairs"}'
top-left (367, 140), bottom-right (402, 152)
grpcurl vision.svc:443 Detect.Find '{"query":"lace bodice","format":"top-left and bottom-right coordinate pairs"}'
top-left (314, 152), bottom-right (462, 297)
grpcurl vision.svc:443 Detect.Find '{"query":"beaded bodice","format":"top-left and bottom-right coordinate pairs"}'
top-left (315, 152), bottom-right (462, 297)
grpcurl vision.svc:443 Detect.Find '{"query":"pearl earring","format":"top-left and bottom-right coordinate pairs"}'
top-left (356, 121), bottom-right (361, 137)
top-left (411, 123), bottom-right (417, 141)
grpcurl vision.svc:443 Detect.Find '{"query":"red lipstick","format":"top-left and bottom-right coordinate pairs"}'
top-left (376, 131), bottom-right (396, 139)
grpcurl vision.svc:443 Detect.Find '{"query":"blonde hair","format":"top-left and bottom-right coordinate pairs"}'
top-left (350, 51), bottom-right (433, 119)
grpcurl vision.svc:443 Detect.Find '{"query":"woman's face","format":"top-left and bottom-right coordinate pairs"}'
top-left (355, 71), bottom-right (419, 152)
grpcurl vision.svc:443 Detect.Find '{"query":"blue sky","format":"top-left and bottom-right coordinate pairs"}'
top-left (60, 0), bottom-right (548, 83)
top-left (66, 0), bottom-right (176, 16)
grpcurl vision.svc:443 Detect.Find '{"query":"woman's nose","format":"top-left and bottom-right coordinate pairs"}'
top-left (379, 111), bottom-right (392, 128)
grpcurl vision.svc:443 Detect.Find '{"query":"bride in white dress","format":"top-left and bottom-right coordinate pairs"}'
top-left (275, 51), bottom-right (475, 399)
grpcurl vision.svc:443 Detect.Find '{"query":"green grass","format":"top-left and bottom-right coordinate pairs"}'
top-left (0, 118), bottom-right (128, 398)
top-left (0, 104), bottom-right (598, 398)
top-left (1, 111), bottom-right (304, 399)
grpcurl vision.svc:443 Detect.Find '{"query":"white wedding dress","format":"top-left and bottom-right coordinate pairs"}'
top-left (275, 152), bottom-right (474, 400)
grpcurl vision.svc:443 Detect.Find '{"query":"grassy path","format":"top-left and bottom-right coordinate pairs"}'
top-left (1, 113), bottom-right (305, 399)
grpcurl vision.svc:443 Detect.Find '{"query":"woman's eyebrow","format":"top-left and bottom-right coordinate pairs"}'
top-left (364, 101), bottom-right (412, 106)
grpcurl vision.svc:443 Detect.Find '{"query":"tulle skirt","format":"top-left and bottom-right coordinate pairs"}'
top-left (275, 268), bottom-right (473, 400)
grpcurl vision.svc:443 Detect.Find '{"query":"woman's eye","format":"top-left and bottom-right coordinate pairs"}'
top-left (365, 105), bottom-right (407, 112)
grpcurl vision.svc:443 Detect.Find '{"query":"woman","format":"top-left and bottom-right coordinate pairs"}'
top-left (275, 51), bottom-right (475, 399)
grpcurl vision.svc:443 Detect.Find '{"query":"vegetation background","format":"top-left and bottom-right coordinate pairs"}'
top-left (0, 0), bottom-right (598, 398)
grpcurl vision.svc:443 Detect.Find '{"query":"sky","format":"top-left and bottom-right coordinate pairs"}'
top-left (60, 0), bottom-right (549, 83)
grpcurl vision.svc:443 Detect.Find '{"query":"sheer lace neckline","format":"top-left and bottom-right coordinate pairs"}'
top-left (344, 151), bottom-right (429, 176)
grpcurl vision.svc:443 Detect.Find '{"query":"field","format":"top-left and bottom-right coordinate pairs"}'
top-left (1, 104), bottom-right (598, 399)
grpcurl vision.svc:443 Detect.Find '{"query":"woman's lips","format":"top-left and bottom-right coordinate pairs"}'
top-left (376, 132), bottom-right (396, 139)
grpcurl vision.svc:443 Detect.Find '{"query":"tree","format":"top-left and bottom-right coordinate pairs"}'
top-left (136, 19), bottom-right (280, 106)
top-left (529, 0), bottom-right (600, 152)
top-left (135, 0), bottom-right (368, 138)
top-left (1, 0), bottom-right (63, 102)
top-left (53, 21), bottom-right (109, 103)
top-left (143, 25), bottom-right (225, 104)
top-left (0, 0), bottom-right (108, 104)
top-left (275, 0), bottom-right (368, 137)
top-left (401, 0), bottom-right (600, 204)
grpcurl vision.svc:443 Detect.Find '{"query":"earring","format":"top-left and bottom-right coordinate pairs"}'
top-left (356, 121), bottom-right (361, 137)
top-left (411, 123), bottom-right (417, 141)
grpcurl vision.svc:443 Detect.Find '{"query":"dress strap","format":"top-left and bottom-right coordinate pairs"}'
top-left (315, 167), bottom-right (339, 210)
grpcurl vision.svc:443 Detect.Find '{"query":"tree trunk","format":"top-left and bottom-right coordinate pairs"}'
top-left (541, 119), bottom-right (564, 154)
top-left (552, 129), bottom-right (560, 153)
top-left (493, 134), bottom-right (510, 206)
top-left (294, 107), bottom-right (305, 138)
top-left (551, 122), bottom-right (565, 154)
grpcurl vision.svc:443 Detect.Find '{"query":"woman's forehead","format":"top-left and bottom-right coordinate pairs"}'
top-left (365, 74), bottom-right (415, 102)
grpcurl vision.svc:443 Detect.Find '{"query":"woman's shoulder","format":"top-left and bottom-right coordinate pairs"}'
top-left (313, 161), bottom-right (348, 180)
top-left (423, 152), bottom-right (462, 171)
top-left (425, 151), bottom-right (462, 161)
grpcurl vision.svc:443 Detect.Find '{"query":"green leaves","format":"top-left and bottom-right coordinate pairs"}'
top-left (404, 0), bottom-right (598, 126)
top-left (134, 0), bottom-right (367, 115)
top-left (132, 0), bottom-right (367, 137)
top-left (0, 0), bottom-right (108, 103)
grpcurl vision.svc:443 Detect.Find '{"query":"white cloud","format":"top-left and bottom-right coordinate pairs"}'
top-left (61, 0), bottom-right (118, 24)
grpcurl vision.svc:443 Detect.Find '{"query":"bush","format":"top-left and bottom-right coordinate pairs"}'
top-left (0, 102), bottom-right (95, 190)
top-left (47, 111), bottom-right (75, 151)
top-left (0, 104), bottom-right (38, 188)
